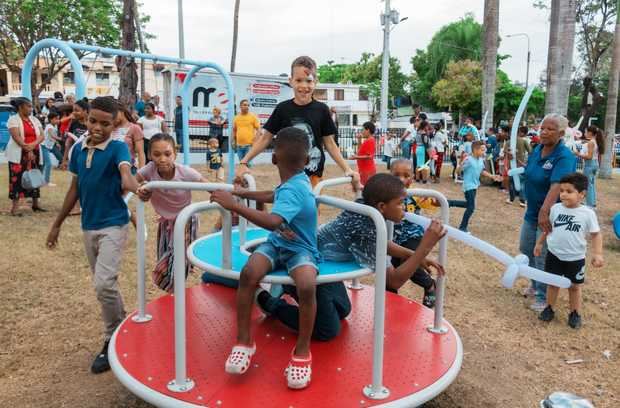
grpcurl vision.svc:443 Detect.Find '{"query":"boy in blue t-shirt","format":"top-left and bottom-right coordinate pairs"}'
top-left (210, 126), bottom-right (320, 390)
top-left (46, 97), bottom-right (140, 374)
top-left (453, 140), bottom-right (502, 232)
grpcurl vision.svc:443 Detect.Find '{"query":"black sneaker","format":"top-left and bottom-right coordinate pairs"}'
top-left (568, 311), bottom-right (582, 329)
top-left (422, 282), bottom-right (436, 308)
top-left (91, 340), bottom-right (111, 374)
top-left (539, 305), bottom-right (555, 322)
top-left (255, 288), bottom-right (273, 316)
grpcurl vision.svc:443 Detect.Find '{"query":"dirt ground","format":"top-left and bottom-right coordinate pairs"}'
top-left (1, 162), bottom-right (618, 408)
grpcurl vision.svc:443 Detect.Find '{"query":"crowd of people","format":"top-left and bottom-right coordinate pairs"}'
top-left (3, 54), bottom-right (607, 394)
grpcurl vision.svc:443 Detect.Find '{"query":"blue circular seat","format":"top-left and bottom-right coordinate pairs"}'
top-left (188, 228), bottom-right (371, 284)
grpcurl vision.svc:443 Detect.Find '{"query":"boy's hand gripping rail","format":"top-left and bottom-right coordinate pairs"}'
top-left (404, 213), bottom-right (572, 289)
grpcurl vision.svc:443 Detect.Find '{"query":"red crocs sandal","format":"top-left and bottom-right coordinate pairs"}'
top-left (285, 350), bottom-right (312, 389)
top-left (225, 343), bottom-right (256, 374)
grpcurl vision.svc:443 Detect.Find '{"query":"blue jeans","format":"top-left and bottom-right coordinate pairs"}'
top-left (236, 145), bottom-right (251, 166)
top-left (174, 128), bottom-right (184, 150)
top-left (254, 241), bottom-right (318, 273)
top-left (400, 140), bottom-right (411, 159)
top-left (583, 161), bottom-right (598, 207)
top-left (263, 282), bottom-right (351, 341)
top-left (451, 189), bottom-right (477, 232)
top-left (41, 145), bottom-right (62, 183)
top-left (519, 219), bottom-right (547, 303)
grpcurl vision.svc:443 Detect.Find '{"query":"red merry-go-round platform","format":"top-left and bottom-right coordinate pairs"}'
top-left (109, 283), bottom-right (462, 407)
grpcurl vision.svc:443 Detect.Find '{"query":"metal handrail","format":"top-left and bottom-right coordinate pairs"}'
top-left (407, 189), bottom-right (450, 334)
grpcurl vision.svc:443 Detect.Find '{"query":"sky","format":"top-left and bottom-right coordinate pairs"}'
top-left (145, 0), bottom-right (553, 85)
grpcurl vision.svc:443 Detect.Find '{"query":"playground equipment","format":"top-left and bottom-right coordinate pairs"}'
top-left (404, 213), bottom-right (571, 290)
top-left (507, 84), bottom-right (535, 192)
top-left (109, 176), bottom-right (570, 407)
top-left (109, 177), bottom-right (463, 407)
top-left (20, 38), bottom-right (236, 181)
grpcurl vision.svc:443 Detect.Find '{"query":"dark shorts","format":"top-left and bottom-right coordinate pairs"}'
top-left (545, 251), bottom-right (585, 285)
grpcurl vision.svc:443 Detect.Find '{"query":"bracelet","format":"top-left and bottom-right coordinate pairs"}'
top-left (239, 162), bottom-right (248, 166)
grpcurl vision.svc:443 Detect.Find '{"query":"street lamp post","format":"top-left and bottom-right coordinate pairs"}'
top-left (380, 0), bottom-right (391, 131)
top-left (379, 1), bottom-right (407, 131)
top-left (507, 33), bottom-right (531, 123)
top-left (178, 0), bottom-right (185, 60)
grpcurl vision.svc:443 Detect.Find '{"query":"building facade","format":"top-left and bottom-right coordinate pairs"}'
top-left (314, 82), bottom-right (375, 127)
top-left (0, 56), bottom-right (167, 101)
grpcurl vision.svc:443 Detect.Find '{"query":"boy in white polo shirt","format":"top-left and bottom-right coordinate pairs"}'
top-left (534, 173), bottom-right (604, 329)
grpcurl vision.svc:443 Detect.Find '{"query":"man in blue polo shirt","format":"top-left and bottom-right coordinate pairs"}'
top-left (520, 114), bottom-right (576, 311)
top-left (47, 97), bottom-right (140, 374)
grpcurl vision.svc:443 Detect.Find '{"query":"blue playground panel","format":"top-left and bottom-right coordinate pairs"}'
top-left (192, 228), bottom-right (366, 278)
top-left (613, 212), bottom-right (620, 240)
top-left (0, 106), bottom-right (16, 151)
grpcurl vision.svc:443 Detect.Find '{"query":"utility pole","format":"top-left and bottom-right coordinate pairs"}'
top-left (379, 0), bottom-right (391, 130)
top-left (178, 0), bottom-right (185, 60)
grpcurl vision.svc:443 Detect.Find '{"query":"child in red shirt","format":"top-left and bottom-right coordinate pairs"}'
top-left (352, 121), bottom-right (377, 185)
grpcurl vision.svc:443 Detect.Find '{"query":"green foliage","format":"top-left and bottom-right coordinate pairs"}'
top-left (431, 59), bottom-right (482, 115)
top-left (0, 0), bottom-right (121, 58)
top-left (317, 62), bottom-right (350, 84)
top-left (494, 70), bottom-right (545, 125)
top-left (411, 14), bottom-right (484, 108)
top-left (316, 52), bottom-right (409, 110)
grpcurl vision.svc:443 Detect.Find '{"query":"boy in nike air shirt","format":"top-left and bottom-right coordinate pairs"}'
top-left (534, 173), bottom-right (604, 329)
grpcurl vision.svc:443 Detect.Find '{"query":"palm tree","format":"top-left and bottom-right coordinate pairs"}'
top-left (545, 0), bottom-right (577, 115)
top-left (230, 0), bottom-right (241, 72)
top-left (482, 0), bottom-right (499, 127)
top-left (600, 0), bottom-right (620, 179)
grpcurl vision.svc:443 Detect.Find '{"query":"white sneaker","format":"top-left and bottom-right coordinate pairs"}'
top-left (530, 300), bottom-right (547, 312)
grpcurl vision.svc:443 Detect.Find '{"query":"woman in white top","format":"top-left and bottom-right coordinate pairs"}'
top-left (138, 102), bottom-right (168, 162)
top-left (574, 125), bottom-right (605, 208)
top-left (5, 97), bottom-right (45, 215)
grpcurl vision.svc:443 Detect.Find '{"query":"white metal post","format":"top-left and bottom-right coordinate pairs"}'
top-left (380, 0), bottom-right (391, 130)
top-left (132, 200), bottom-right (152, 323)
top-left (167, 201), bottom-right (228, 393)
top-left (408, 189), bottom-right (450, 334)
top-left (177, 0), bottom-right (185, 60)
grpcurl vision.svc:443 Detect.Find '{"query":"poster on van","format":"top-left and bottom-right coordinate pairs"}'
top-left (170, 71), bottom-right (293, 128)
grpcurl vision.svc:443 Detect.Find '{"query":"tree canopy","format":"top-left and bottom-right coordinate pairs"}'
top-left (411, 14), bottom-right (484, 108)
top-left (0, 0), bottom-right (152, 99)
top-left (317, 52), bottom-right (409, 113)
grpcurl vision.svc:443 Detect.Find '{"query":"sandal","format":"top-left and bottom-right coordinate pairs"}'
top-left (225, 343), bottom-right (256, 374)
top-left (32, 207), bottom-right (47, 212)
top-left (285, 350), bottom-right (312, 389)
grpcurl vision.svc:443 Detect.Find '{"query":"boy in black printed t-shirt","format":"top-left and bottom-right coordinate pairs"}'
top-left (234, 56), bottom-right (360, 190)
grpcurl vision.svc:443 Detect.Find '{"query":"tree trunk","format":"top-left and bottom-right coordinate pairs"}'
top-left (133, 0), bottom-right (146, 96)
top-left (481, 0), bottom-right (499, 127)
top-left (545, 0), bottom-right (577, 116)
top-left (600, 3), bottom-right (620, 179)
top-left (118, 0), bottom-right (138, 102)
top-left (579, 76), bottom-right (604, 131)
top-left (230, 0), bottom-right (240, 72)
